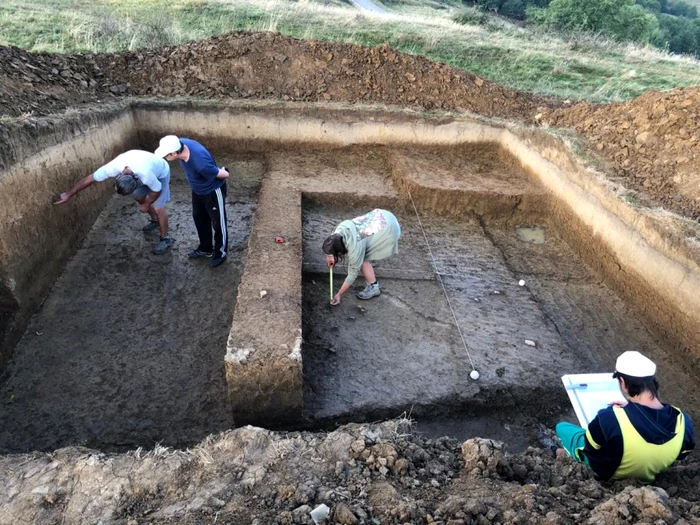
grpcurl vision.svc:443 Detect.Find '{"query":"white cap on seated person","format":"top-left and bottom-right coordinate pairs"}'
top-left (614, 351), bottom-right (656, 378)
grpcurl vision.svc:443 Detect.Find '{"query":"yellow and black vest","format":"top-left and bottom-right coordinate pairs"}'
top-left (612, 405), bottom-right (685, 482)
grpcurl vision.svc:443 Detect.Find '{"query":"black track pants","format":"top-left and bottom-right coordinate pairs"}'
top-left (192, 182), bottom-right (228, 259)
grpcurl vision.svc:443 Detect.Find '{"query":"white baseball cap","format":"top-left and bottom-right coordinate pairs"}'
top-left (614, 351), bottom-right (656, 378)
top-left (154, 135), bottom-right (182, 158)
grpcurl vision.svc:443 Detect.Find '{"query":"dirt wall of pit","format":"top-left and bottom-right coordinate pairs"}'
top-left (505, 128), bottom-right (700, 372)
top-left (0, 106), bottom-right (137, 365)
top-left (134, 100), bottom-right (700, 378)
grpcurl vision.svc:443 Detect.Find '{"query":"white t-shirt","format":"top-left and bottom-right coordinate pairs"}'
top-left (93, 150), bottom-right (170, 192)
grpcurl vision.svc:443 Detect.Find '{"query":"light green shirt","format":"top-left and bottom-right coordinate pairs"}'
top-left (334, 209), bottom-right (401, 285)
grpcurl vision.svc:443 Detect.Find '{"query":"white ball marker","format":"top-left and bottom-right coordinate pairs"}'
top-left (470, 370), bottom-right (480, 380)
top-left (518, 279), bottom-right (525, 286)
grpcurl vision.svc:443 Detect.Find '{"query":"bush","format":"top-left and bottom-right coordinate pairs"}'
top-left (616, 4), bottom-right (660, 42)
top-left (452, 7), bottom-right (491, 25)
top-left (654, 13), bottom-right (700, 54)
top-left (500, 0), bottom-right (527, 19)
top-left (525, 5), bottom-right (549, 24)
top-left (545, 0), bottom-right (658, 43)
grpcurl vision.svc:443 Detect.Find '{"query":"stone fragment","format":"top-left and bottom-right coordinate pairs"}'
top-left (333, 502), bottom-right (359, 524)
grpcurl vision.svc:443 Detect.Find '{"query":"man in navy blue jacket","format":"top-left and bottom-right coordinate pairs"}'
top-left (555, 351), bottom-right (695, 482)
top-left (156, 135), bottom-right (229, 267)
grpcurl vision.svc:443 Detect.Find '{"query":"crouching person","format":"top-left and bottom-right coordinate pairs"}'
top-left (322, 209), bottom-right (401, 306)
top-left (56, 150), bottom-right (173, 255)
top-left (555, 351), bottom-right (695, 482)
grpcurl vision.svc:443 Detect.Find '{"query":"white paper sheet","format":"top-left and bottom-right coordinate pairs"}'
top-left (562, 373), bottom-right (624, 427)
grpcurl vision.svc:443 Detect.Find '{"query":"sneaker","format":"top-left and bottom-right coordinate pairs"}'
top-left (188, 249), bottom-right (213, 259)
top-left (153, 236), bottom-right (173, 255)
top-left (142, 220), bottom-right (159, 232)
top-left (357, 281), bottom-right (381, 300)
top-left (537, 426), bottom-right (562, 456)
top-left (210, 255), bottom-right (227, 268)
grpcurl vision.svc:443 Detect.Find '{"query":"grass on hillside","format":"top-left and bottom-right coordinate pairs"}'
top-left (0, 0), bottom-right (699, 103)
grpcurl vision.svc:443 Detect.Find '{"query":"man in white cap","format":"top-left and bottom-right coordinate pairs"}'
top-left (55, 150), bottom-right (173, 255)
top-left (553, 351), bottom-right (695, 482)
top-left (155, 136), bottom-right (229, 268)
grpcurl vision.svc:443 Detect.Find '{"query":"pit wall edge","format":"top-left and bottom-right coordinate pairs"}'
top-left (0, 107), bottom-right (138, 366)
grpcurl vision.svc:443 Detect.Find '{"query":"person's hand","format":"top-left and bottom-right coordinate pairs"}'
top-left (330, 293), bottom-right (341, 306)
top-left (54, 192), bottom-right (71, 204)
top-left (609, 400), bottom-right (628, 408)
top-left (138, 202), bottom-right (150, 213)
top-left (217, 167), bottom-right (230, 179)
top-left (326, 254), bottom-right (335, 268)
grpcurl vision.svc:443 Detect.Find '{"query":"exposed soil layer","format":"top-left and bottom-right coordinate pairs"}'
top-left (0, 421), bottom-right (698, 524)
top-left (0, 154), bottom-right (263, 453)
top-left (539, 88), bottom-right (700, 221)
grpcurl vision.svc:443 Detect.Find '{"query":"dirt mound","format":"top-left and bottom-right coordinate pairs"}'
top-left (539, 88), bottom-right (700, 220)
top-left (0, 46), bottom-right (105, 117)
top-left (1, 422), bottom-right (698, 524)
top-left (2, 31), bottom-right (699, 223)
top-left (0, 32), bottom-right (549, 122)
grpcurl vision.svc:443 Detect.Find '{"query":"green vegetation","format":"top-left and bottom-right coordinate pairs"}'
top-left (0, 0), bottom-right (699, 103)
top-left (462, 0), bottom-right (700, 58)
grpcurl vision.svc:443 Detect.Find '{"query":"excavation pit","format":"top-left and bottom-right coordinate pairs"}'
top-left (0, 101), bottom-right (699, 453)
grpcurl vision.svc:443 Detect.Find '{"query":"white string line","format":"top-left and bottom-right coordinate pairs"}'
top-left (408, 191), bottom-right (477, 372)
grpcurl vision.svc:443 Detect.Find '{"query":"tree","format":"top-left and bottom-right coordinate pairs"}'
top-left (500, 0), bottom-right (527, 19)
top-left (616, 4), bottom-right (660, 42)
top-left (546, 0), bottom-right (629, 32)
top-left (545, 0), bottom-right (658, 42)
top-left (636, 0), bottom-right (662, 13)
top-left (655, 13), bottom-right (699, 53)
top-left (667, 1), bottom-right (698, 18)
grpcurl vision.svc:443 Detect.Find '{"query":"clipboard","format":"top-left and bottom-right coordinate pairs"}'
top-left (562, 373), bottom-right (623, 427)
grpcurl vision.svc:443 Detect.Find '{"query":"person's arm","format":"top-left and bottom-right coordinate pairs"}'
top-left (194, 154), bottom-right (222, 181)
top-left (137, 171), bottom-right (163, 211)
top-left (679, 413), bottom-right (695, 461)
top-left (138, 190), bottom-right (162, 212)
top-left (583, 410), bottom-right (622, 482)
top-left (55, 174), bottom-right (96, 204)
top-left (216, 166), bottom-right (229, 180)
top-left (331, 281), bottom-right (352, 306)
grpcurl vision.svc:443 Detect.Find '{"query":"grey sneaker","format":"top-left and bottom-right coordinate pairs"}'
top-left (357, 281), bottom-right (381, 300)
top-left (153, 236), bottom-right (173, 255)
top-left (188, 249), bottom-right (213, 259)
top-left (143, 219), bottom-right (159, 232)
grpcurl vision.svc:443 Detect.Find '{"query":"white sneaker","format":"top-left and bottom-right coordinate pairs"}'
top-left (357, 282), bottom-right (381, 300)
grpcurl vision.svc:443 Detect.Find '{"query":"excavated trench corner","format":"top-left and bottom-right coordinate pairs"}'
top-left (0, 100), bottom-right (699, 452)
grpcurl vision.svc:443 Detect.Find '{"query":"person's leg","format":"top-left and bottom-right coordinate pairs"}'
top-left (206, 183), bottom-right (228, 265)
top-left (357, 261), bottom-right (381, 299)
top-left (152, 206), bottom-right (169, 238)
top-left (555, 422), bottom-right (587, 462)
top-left (152, 205), bottom-right (173, 255)
top-left (192, 190), bottom-right (213, 253)
top-left (361, 261), bottom-right (376, 283)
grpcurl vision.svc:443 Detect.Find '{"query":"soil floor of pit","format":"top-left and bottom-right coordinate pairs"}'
top-left (2, 144), bottom-right (700, 457)
top-left (0, 153), bottom-right (264, 453)
top-left (301, 198), bottom-right (700, 424)
top-left (301, 196), bottom-right (700, 452)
